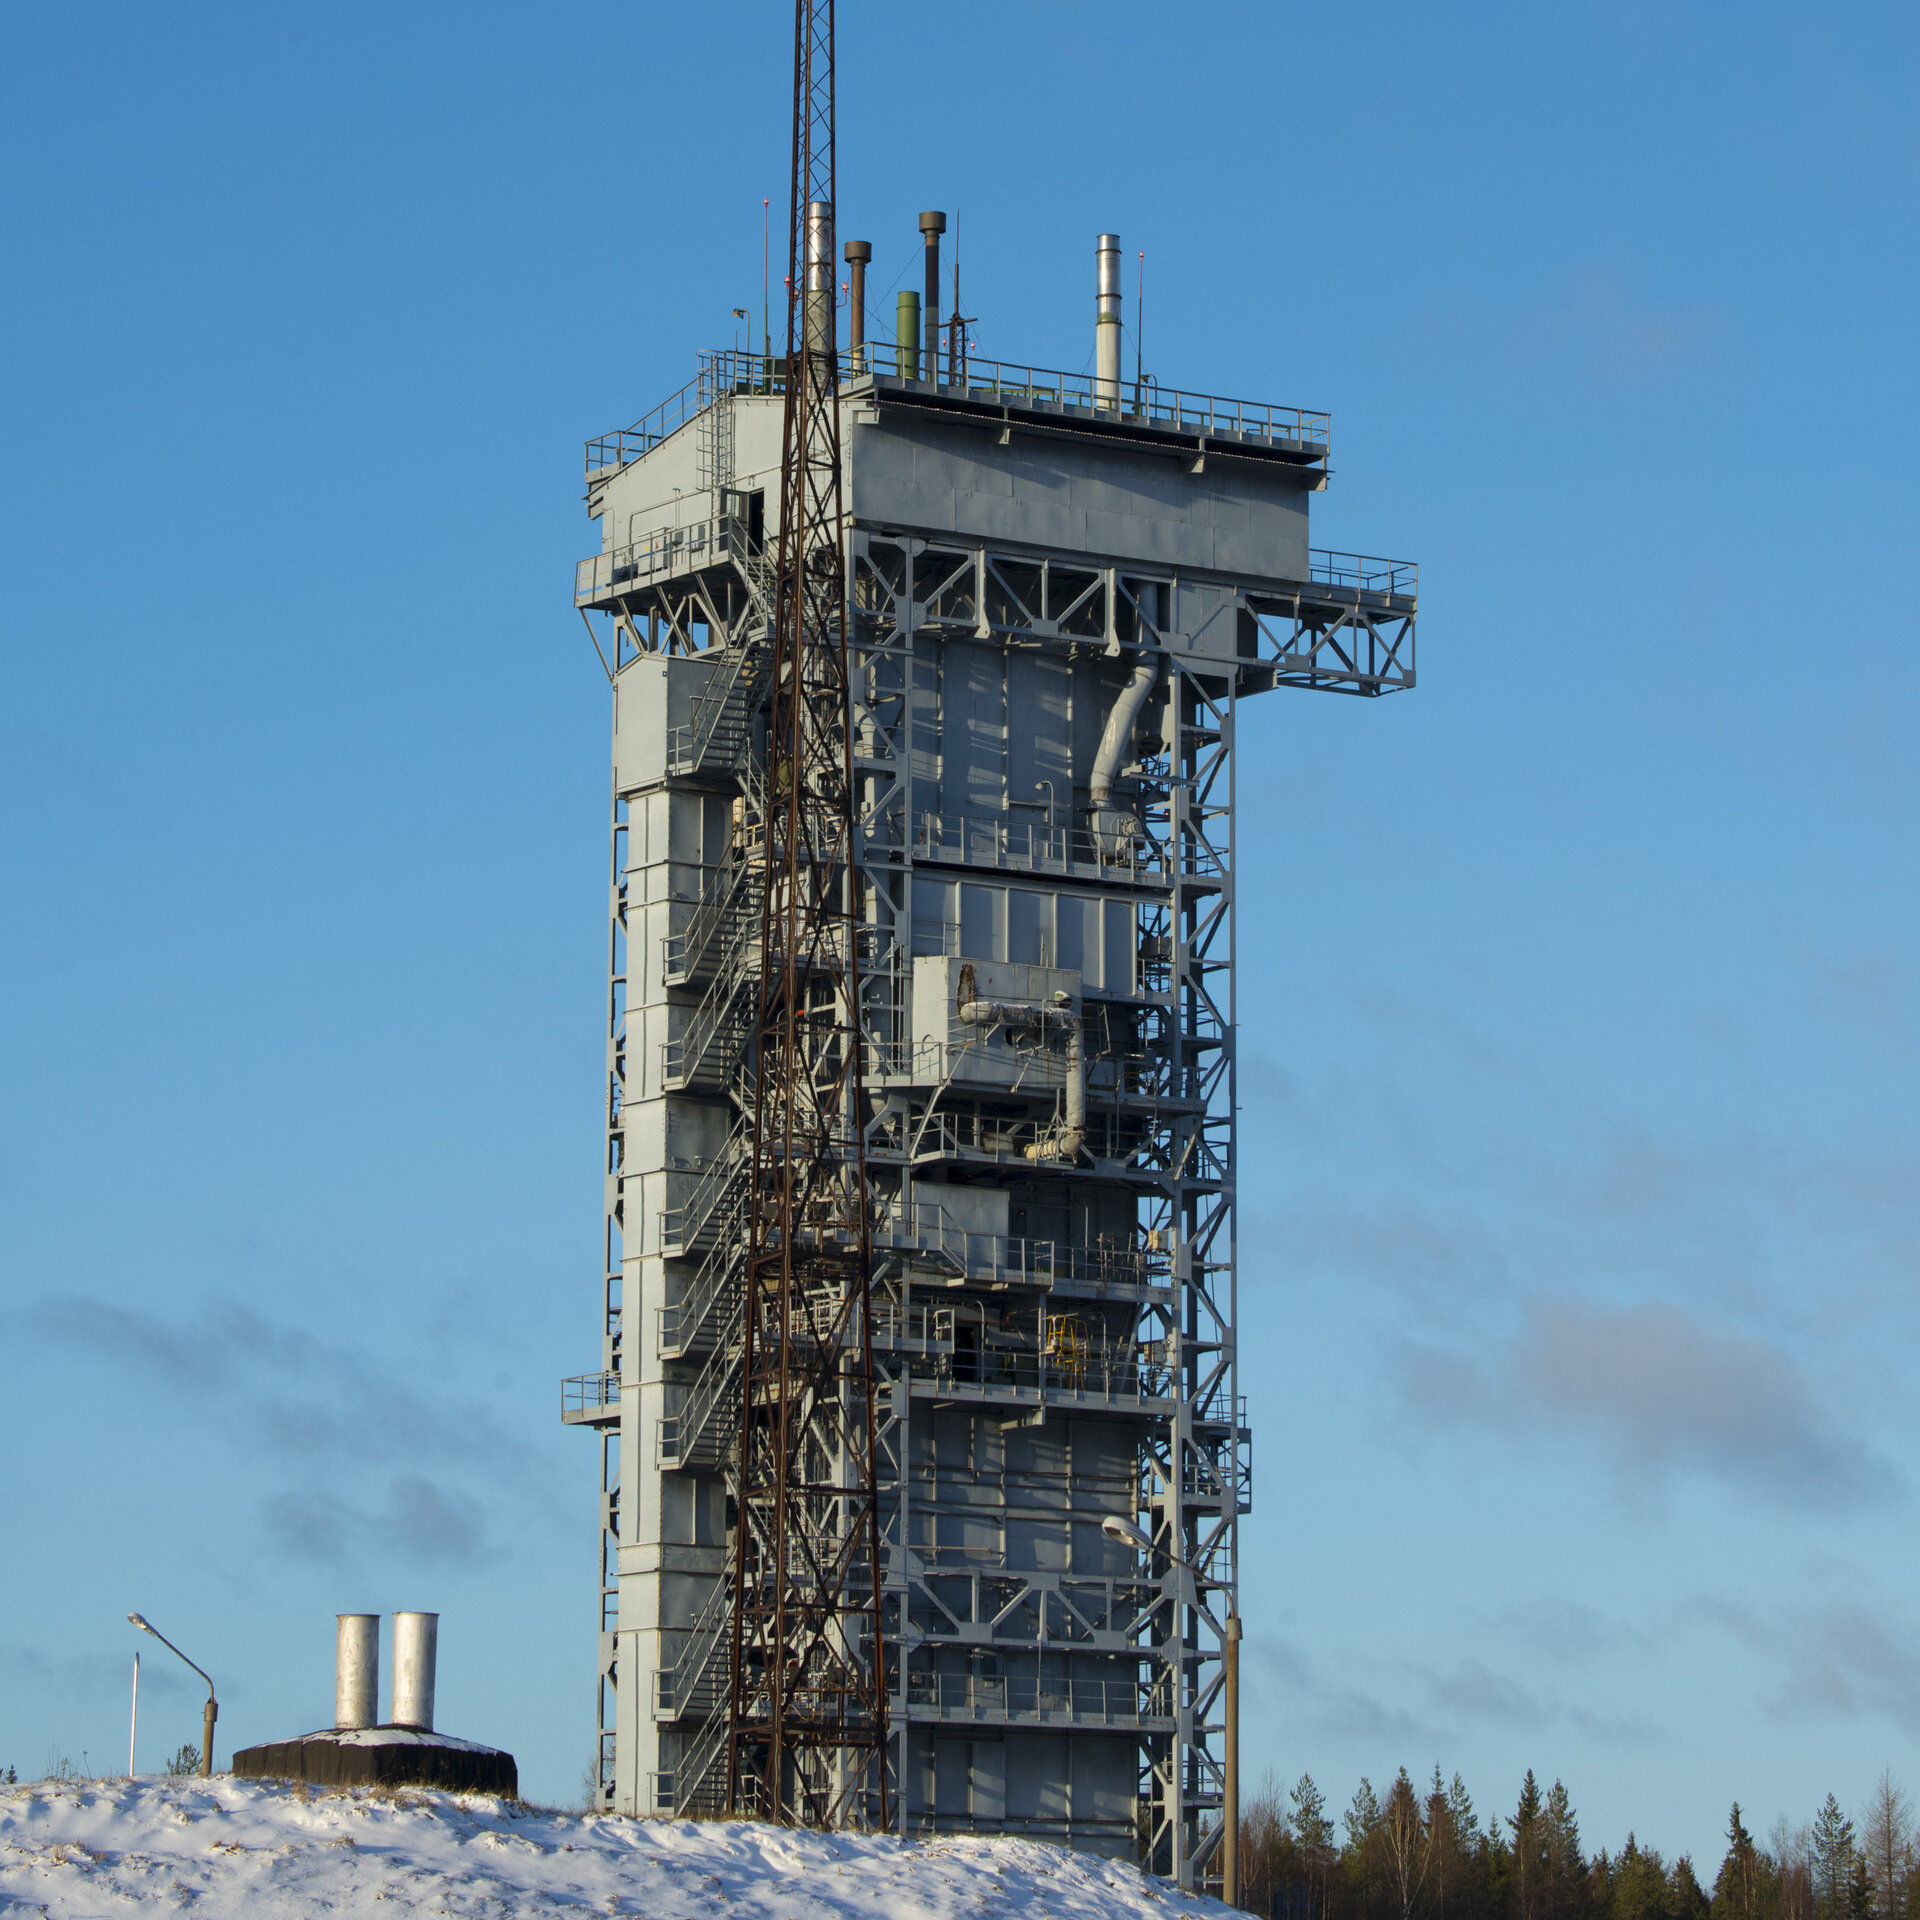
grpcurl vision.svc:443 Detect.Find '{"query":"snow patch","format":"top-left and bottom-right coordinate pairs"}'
top-left (0, 1777), bottom-right (1230, 1919)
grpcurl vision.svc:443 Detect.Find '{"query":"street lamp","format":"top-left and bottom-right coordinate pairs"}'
top-left (128, 1614), bottom-right (217, 1778)
top-left (1099, 1513), bottom-right (1243, 1906)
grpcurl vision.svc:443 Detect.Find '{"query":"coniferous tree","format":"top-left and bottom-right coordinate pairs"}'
top-left (1544, 1780), bottom-right (1588, 1920)
top-left (1512, 1773), bottom-right (1548, 1920)
top-left (1816, 1796), bottom-right (1861, 1920)
top-left (1717, 1805), bottom-right (1765, 1920)
top-left (1448, 1775), bottom-right (1483, 1855)
top-left (1851, 1860), bottom-right (1878, 1920)
top-left (1672, 1856), bottom-right (1712, 1920)
top-left (1295, 1773), bottom-right (1337, 1920)
top-left (1613, 1834), bottom-right (1671, 1920)
top-left (1347, 1778), bottom-right (1386, 1920)
top-left (1427, 1768), bottom-right (1469, 1920)
top-left (1592, 1847), bottom-right (1617, 1919)
top-left (1381, 1769), bottom-right (1430, 1920)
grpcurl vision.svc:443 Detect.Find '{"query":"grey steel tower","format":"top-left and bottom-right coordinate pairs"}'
top-left (563, 231), bottom-right (1416, 1886)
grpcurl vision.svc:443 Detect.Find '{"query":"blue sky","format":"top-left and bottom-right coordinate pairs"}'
top-left (2, 0), bottom-right (1915, 1855)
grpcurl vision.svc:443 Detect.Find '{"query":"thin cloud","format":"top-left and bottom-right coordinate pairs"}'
top-left (1505, 268), bottom-right (1718, 385)
top-left (263, 1475), bottom-right (493, 1569)
top-left (1398, 1298), bottom-right (1897, 1511)
top-left (1426, 1659), bottom-right (1542, 1727)
top-left (8, 1293), bottom-right (539, 1489)
top-left (1693, 1596), bottom-right (1920, 1728)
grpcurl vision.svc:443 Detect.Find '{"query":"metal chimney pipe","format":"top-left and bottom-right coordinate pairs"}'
top-left (919, 211), bottom-right (945, 385)
top-left (334, 1613), bottom-right (378, 1731)
top-left (391, 1611), bottom-right (438, 1731)
top-left (896, 289), bottom-right (921, 381)
top-left (1096, 233), bottom-right (1122, 409)
top-left (804, 200), bottom-right (834, 357)
top-left (844, 239), bottom-right (871, 373)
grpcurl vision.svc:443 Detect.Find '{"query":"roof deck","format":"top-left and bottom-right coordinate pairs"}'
top-left (585, 347), bottom-right (1331, 485)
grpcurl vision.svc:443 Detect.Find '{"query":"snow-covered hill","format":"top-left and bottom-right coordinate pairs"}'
top-left (0, 1776), bottom-right (1232, 1918)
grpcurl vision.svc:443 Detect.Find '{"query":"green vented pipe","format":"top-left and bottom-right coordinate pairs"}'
top-left (896, 290), bottom-right (921, 381)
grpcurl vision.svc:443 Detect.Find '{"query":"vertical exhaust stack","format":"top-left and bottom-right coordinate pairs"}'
top-left (391, 1611), bottom-right (439, 1731)
top-left (334, 1613), bottom-right (378, 1731)
top-left (1095, 233), bottom-right (1122, 409)
top-left (896, 290), bottom-right (921, 380)
top-left (804, 201), bottom-right (835, 357)
top-left (844, 239), bottom-right (871, 373)
top-left (920, 211), bottom-right (946, 385)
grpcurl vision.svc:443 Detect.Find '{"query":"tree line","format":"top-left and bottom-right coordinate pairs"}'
top-left (1235, 1766), bottom-right (1920, 1920)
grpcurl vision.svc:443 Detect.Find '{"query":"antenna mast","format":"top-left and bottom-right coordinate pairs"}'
top-left (726, 0), bottom-right (890, 1830)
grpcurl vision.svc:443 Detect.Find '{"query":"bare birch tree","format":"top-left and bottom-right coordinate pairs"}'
top-left (1861, 1770), bottom-right (1914, 1920)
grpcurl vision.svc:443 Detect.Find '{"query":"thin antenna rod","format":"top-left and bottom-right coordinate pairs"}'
top-left (1136, 249), bottom-right (1145, 402)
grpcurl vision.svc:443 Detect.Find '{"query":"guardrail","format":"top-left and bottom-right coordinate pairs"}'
top-left (1307, 549), bottom-right (1419, 600)
top-left (575, 512), bottom-right (755, 606)
top-left (911, 810), bottom-right (1181, 886)
top-left (584, 348), bottom-right (1331, 482)
top-left (856, 341), bottom-right (1330, 455)
top-left (904, 1672), bottom-right (1173, 1726)
top-left (560, 1372), bottom-right (619, 1422)
top-left (872, 1206), bottom-right (1171, 1297)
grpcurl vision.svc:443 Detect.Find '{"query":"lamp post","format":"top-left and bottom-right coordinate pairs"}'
top-left (127, 1614), bottom-right (217, 1777)
top-left (1100, 1514), bottom-right (1242, 1908)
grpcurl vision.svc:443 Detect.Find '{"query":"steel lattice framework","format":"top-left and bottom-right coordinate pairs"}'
top-left (725, 0), bottom-right (890, 1829)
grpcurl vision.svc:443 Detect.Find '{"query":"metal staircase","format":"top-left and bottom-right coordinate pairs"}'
top-left (652, 1564), bottom-right (737, 1818)
top-left (660, 1118), bottom-right (749, 1256)
top-left (664, 856), bottom-right (760, 988)
top-left (660, 1324), bottom-right (746, 1470)
top-left (668, 626), bottom-right (775, 778)
top-left (660, 1174), bottom-right (753, 1358)
top-left (670, 1678), bottom-right (736, 1816)
top-left (662, 910), bottom-right (759, 1093)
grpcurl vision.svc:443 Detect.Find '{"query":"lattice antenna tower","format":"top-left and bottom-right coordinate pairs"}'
top-left (725, 0), bottom-right (890, 1830)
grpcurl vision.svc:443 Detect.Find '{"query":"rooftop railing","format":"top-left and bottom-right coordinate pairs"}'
top-left (585, 347), bottom-right (1331, 481)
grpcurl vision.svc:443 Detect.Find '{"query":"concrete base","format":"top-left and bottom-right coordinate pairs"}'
top-left (231, 1726), bottom-right (517, 1797)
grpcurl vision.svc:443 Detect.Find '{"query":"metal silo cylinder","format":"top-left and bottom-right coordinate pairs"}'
top-left (334, 1614), bottom-right (379, 1731)
top-left (391, 1611), bottom-right (438, 1731)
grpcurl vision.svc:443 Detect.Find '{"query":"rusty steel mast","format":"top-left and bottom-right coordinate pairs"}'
top-left (725, 0), bottom-right (890, 1829)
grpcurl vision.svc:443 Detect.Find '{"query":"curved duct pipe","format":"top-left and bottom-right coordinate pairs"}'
top-left (1089, 656), bottom-right (1158, 855)
top-left (956, 989), bottom-right (1085, 1163)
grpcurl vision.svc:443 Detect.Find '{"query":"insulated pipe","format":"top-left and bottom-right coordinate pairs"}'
top-left (1224, 1612), bottom-right (1244, 1906)
top-left (1033, 1016), bottom-right (1087, 1164)
top-left (956, 996), bottom-right (1085, 1163)
top-left (1095, 233), bottom-right (1123, 409)
top-left (391, 1611), bottom-right (438, 1731)
top-left (334, 1613), bottom-right (379, 1731)
top-left (920, 211), bottom-right (945, 385)
top-left (1090, 657), bottom-right (1158, 853)
top-left (844, 240), bottom-right (871, 373)
top-left (804, 200), bottom-right (834, 357)
top-left (896, 290), bottom-right (921, 381)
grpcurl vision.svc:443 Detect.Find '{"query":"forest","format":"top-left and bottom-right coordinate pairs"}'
top-left (1233, 1767), bottom-right (1920, 1920)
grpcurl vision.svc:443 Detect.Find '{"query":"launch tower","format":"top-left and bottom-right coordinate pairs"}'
top-left (563, 227), bottom-right (1416, 1886)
